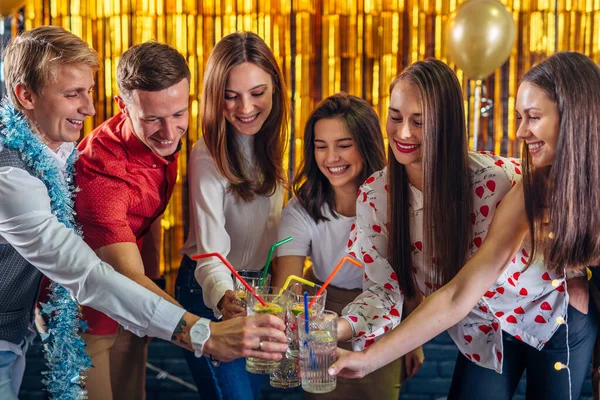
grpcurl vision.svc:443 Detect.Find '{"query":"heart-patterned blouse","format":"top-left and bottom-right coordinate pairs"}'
top-left (341, 151), bottom-right (567, 373)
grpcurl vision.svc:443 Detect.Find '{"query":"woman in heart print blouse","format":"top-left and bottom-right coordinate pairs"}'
top-left (332, 57), bottom-right (599, 398)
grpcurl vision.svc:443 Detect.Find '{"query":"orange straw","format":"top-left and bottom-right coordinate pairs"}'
top-left (309, 256), bottom-right (362, 308)
top-left (192, 252), bottom-right (267, 306)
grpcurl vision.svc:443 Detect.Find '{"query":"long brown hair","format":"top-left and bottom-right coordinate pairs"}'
top-left (388, 59), bottom-right (472, 299)
top-left (201, 32), bottom-right (288, 201)
top-left (294, 92), bottom-right (386, 222)
top-left (521, 52), bottom-right (600, 273)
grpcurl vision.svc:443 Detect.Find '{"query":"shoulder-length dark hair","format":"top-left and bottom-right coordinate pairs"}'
top-left (521, 52), bottom-right (600, 273)
top-left (294, 92), bottom-right (386, 222)
top-left (201, 32), bottom-right (288, 201)
top-left (388, 59), bottom-right (472, 299)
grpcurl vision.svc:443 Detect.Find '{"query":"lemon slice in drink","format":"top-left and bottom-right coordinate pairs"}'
top-left (291, 303), bottom-right (318, 316)
top-left (310, 330), bottom-right (336, 343)
top-left (253, 302), bottom-right (284, 314)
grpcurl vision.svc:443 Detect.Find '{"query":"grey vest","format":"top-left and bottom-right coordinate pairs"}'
top-left (0, 145), bottom-right (45, 345)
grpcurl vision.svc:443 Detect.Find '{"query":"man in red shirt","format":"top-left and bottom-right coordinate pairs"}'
top-left (75, 42), bottom-right (191, 400)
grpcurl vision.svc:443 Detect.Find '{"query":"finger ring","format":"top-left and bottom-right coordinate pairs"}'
top-left (258, 341), bottom-right (264, 350)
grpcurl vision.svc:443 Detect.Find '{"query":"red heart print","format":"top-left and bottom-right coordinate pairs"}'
top-left (519, 288), bottom-right (528, 296)
top-left (542, 272), bottom-right (551, 281)
top-left (479, 305), bottom-right (488, 313)
top-left (369, 202), bottom-right (377, 211)
top-left (348, 316), bottom-right (358, 322)
top-left (384, 184), bottom-right (389, 192)
top-left (365, 176), bottom-right (375, 184)
top-left (384, 326), bottom-right (390, 333)
top-left (362, 192), bottom-right (367, 202)
top-left (479, 325), bottom-right (492, 334)
top-left (372, 224), bottom-right (382, 233)
top-left (364, 273), bottom-right (368, 280)
top-left (480, 205), bottom-right (489, 218)
top-left (347, 239), bottom-right (353, 248)
top-left (506, 315), bottom-right (517, 324)
top-left (511, 257), bottom-right (516, 264)
top-left (513, 272), bottom-right (520, 281)
top-left (514, 335), bottom-right (523, 341)
top-left (384, 283), bottom-right (394, 291)
top-left (389, 308), bottom-right (400, 317)
top-left (414, 241), bottom-right (423, 251)
top-left (484, 291), bottom-right (496, 298)
top-left (475, 186), bottom-right (485, 198)
top-left (472, 354), bottom-right (481, 362)
top-left (349, 251), bottom-right (357, 258)
top-left (495, 311), bottom-right (505, 317)
top-left (390, 272), bottom-right (398, 281)
top-left (494, 159), bottom-right (504, 166)
top-left (515, 167), bottom-right (521, 175)
top-left (514, 306), bottom-right (525, 315)
top-left (425, 282), bottom-right (433, 289)
top-left (511, 160), bottom-right (520, 166)
top-left (372, 315), bottom-right (379, 320)
top-left (540, 302), bottom-right (552, 311)
top-left (364, 339), bottom-right (375, 348)
top-left (356, 331), bottom-right (366, 337)
top-left (534, 315), bottom-right (547, 324)
top-left (464, 335), bottom-right (473, 343)
top-left (466, 354), bottom-right (472, 360)
top-left (521, 257), bottom-right (528, 264)
top-left (556, 283), bottom-right (565, 292)
top-left (363, 254), bottom-right (374, 264)
top-left (351, 223), bottom-right (356, 231)
top-left (497, 351), bottom-right (502, 363)
top-left (382, 315), bottom-right (391, 320)
top-left (486, 180), bottom-right (496, 192)
top-left (473, 237), bottom-right (482, 248)
top-left (522, 248), bottom-right (529, 257)
top-left (492, 322), bottom-right (499, 331)
top-left (496, 287), bottom-right (505, 294)
top-left (508, 277), bottom-right (515, 287)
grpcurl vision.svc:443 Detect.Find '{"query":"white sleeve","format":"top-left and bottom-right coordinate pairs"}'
top-left (187, 148), bottom-right (234, 316)
top-left (0, 167), bottom-right (185, 341)
top-left (276, 199), bottom-right (312, 258)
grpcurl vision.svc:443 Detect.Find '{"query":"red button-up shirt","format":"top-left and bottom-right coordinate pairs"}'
top-left (75, 112), bottom-right (179, 335)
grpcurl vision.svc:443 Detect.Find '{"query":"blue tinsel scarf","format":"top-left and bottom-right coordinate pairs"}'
top-left (0, 98), bottom-right (91, 399)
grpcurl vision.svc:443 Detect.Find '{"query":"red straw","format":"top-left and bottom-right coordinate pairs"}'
top-left (192, 252), bottom-right (267, 307)
top-left (309, 256), bottom-right (362, 308)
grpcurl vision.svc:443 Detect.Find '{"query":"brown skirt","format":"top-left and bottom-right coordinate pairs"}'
top-left (303, 268), bottom-right (403, 400)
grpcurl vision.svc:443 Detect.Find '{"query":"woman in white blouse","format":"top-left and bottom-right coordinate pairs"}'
top-left (331, 58), bottom-right (597, 399)
top-left (274, 92), bottom-right (423, 399)
top-left (176, 32), bottom-right (288, 399)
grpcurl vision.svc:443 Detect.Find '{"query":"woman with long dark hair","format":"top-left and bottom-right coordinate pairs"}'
top-left (331, 56), bottom-right (597, 398)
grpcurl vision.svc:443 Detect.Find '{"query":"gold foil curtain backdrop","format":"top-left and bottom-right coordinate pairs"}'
top-left (22, 0), bottom-right (600, 274)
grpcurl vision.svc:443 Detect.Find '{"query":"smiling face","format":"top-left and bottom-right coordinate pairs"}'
top-left (117, 78), bottom-right (190, 158)
top-left (23, 63), bottom-right (96, 150)
top-left (223, 62), bottom-right (274, 136)
top-left (313, 117), bottom-right (364, 192)
top-left (386, 80), bottom-right (424, 185)
top-left (515, 81), bottom-right (560, 167)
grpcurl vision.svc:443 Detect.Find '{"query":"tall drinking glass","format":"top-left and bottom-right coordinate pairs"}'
top-left (270, 283), bottom-right (327, 389)
top-left (245, 286), bottom-right (287, 374)
top-left (298, 310), bottom-right (338, 394)
top-left (233, 269), bottom-right (271, 308)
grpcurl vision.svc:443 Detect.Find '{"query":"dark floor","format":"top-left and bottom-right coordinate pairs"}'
top-left (18, 332), bottom-right (594, 399)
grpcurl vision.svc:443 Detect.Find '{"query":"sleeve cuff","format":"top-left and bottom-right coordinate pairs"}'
top-left (146, 298), bottom-right (186, 341)
top-left (206, 281), bottom-right (235, 319)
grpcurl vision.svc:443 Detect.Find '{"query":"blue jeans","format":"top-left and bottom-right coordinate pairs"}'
top-left (448, 302), bottom-right (599, 399)
top-left (175, 255), bottom-right (265, 400)
top-left (0, 350), bottom-right (20, 400)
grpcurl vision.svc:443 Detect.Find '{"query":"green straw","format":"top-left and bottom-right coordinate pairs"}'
top-left (259, 236), bottom-right (292, 286)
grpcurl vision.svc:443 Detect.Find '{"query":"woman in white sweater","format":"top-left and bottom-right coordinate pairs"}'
top-left (176, 32), bottom-right (288, 399)
top-left (274, 92), bottom-right (423, 399)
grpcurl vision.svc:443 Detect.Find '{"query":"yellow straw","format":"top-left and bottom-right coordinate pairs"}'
top-left (278, 275), bottom-right (316, 295)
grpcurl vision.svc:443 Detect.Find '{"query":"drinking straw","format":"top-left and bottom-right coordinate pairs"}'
top-left (303, 292), bottom-right (310, 335)
top-left (259, 236), bottom-right (293, 286)
top-left (278, 275), bottom-right (316, 295)
top-left (309, 256), bottom-right (362, 308)
top-left (192, 252), bottom-right (266, 306)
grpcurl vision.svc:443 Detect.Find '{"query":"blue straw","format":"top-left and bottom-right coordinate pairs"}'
top-left (303, 291), bottom-right (309, 334)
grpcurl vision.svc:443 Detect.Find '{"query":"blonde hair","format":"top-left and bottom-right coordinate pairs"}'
top-left (3, 26), bottom-right (100, 111)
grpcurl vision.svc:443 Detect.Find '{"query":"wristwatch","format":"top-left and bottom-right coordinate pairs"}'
top-left (190, 318), bottom-right (211, 358)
